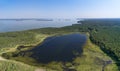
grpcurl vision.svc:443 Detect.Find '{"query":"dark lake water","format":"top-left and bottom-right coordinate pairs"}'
top-left (0, 19), bottom-right (77, 32)
top-left (28, 34), bottom-right (86, 63)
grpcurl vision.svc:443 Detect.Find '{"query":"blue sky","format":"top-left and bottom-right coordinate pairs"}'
top-left (0, 0), bottom-right (120, 18)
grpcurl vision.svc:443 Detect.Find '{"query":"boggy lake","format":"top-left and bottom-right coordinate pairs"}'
top-left (27, 33), bottom-right (87, 63)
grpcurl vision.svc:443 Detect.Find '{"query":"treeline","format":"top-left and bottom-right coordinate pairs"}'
top-left (77, 19), bottom-right (120, 69)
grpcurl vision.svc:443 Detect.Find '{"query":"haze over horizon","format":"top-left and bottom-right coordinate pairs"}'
top-left (0, 0), bottom-right (120, 18)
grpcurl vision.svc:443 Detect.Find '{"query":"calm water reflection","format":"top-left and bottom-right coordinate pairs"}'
top-left (0, 19), bottom-right (77, 32)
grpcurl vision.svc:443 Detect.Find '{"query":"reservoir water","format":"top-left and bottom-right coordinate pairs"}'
top-left (0, 19), bottom-right (77, 32)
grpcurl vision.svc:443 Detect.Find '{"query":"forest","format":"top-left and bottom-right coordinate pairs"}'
top-left (0, 19), bottom-right (120, 71)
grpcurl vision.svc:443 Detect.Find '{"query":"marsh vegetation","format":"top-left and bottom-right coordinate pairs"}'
top-left (0, 19), bottom-right (120, 71)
